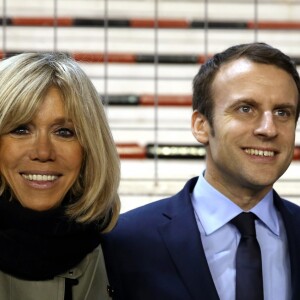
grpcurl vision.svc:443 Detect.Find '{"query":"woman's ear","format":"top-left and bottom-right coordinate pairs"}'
top-left (191, 110), bottom-right (210, 145)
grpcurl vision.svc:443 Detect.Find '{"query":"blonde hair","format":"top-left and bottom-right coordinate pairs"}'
top-left (0, 52), bottom-right (120, 231)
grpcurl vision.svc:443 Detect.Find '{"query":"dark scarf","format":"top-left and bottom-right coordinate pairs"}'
top-left (0, 196), bottom-right (103, 281)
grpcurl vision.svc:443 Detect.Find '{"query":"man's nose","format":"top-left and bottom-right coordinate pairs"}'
top-left (253, 111), bottom-right (278, 138)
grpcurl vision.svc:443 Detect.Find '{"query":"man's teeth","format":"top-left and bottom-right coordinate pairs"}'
top-left (245, 149), bottom-right (275, 157)
top-left (22, 174), bottom-right (58, 181)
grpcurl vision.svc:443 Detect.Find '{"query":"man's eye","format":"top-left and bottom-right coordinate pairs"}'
top-left (275, 109), bottom-right (290, 117)
top-left (55, 128), bottom-right (75, 138)
top-left (10, 125), bottom-right (30, 135)
top-left (238, 106), bottom-right (252, 113)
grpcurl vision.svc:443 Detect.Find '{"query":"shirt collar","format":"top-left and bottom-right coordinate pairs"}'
top-left (191, 172), bottom-right (279, 236)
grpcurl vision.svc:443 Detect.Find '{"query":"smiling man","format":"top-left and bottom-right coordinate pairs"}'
top-left (102, 43), bottom-right (300, 300)
top-left (192, 57), bottom-right (298, 210)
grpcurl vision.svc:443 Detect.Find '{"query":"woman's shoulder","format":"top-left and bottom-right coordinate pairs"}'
top-left (0, 246), bottom-right (111, 300)
top-left (62, 245), bottom-right (111, 300)
top-left (0, 270), bottom-right (64, 300)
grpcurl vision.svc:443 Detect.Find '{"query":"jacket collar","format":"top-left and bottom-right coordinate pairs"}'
top-left (158, 177), bottom-right (220, 300)
top-left (274, 193), bottom-right (300, 299)
top-left (158, 178), bottom-right (300, 300)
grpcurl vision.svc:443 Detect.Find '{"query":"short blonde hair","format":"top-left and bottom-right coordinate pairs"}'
top-left (0, 52), bottom-right (120, 231)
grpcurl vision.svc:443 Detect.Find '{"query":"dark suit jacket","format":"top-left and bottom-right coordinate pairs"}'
top-left (102, 177), bottom-right (300, 300)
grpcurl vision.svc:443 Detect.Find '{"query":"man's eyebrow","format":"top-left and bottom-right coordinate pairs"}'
top-left (274, 103), bottom-right (296, 109)
top-left (227, 99), bottom-right (297, 110)
top-left (226, 98), bottom-right (258, 109)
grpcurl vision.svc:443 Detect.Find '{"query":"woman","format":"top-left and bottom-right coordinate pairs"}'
top-left (0, 52), bottom-right (120, 299)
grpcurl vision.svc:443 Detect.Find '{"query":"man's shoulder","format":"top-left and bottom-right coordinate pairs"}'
top-left (120, 177), bottom-right (197, 222)
top-left (109, 195), bottom-right (175, 238)
top-left (281, 198), bottom-right (300, 210)
top-left (274, 191), bottom-right (300, 213)
top-left (279, 197), bottom-right (300, 217)
top-left (274, 192), bottom-right (300, 229)
top-left (121, 196), bottom-right (171, 221)
top-left (101, 197), bottom-right (172, 249)
top-left (103, 177), bottom-right (198, 239)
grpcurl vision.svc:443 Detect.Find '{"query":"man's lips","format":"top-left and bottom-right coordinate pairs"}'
top-left (243, 148), bottom-right (277, 157)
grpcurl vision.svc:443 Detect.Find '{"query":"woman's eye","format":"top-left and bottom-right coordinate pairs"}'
top-left (55, 127), bottom-right (75, 138)
top-left (10, 125), bottom-right (30, 135)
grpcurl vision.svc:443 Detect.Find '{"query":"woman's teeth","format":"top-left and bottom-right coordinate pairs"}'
top-left (22, 174), bottom-right (58, 181)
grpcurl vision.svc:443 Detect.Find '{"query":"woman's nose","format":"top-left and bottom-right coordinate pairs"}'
top-left (29, 133), bottom-right (56, 162)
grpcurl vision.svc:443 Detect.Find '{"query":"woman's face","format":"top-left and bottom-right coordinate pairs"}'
top-left (0, 87), bottom-right (83, 211)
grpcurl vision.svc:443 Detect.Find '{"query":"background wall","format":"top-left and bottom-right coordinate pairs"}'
top-left (1, 0), bottom-right (299, 212)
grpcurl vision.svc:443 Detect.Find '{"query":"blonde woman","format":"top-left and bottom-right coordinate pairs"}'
top-left (0, 52), bottom-right (120, 300)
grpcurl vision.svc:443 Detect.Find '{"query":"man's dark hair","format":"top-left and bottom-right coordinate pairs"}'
top-left (192, 42), bottom-right (300, 126)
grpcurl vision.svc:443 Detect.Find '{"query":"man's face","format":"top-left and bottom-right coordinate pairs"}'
top-left (192, 58), bottom-right (298, 203)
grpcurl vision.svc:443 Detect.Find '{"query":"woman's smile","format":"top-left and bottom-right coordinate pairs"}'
top-left (0, 87), bottom-right (83, 211)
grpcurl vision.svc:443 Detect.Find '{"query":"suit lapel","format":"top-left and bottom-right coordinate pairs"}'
top-left (155, 183), bottom-right (300, 300)
top-left (274, 192), bottom-right (300, 299)
top-left (158, 178), bottom-right (220, 300)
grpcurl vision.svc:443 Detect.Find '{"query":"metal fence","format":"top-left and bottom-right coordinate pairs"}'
top-left (1, 0), bottom-right (299, 211)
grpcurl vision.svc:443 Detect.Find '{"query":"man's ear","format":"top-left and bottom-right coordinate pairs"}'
top-left (191, 110), bottom-right (210, 145)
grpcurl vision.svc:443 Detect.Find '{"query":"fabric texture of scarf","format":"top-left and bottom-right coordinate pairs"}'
top-left (0, 196), bottom-right (103, 280)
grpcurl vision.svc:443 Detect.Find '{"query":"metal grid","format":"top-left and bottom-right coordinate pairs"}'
top-left (0, 0), bottom-right (299, 210)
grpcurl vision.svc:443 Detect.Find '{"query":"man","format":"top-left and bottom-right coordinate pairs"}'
top-left (102, 43), bottom-right (300, 300)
